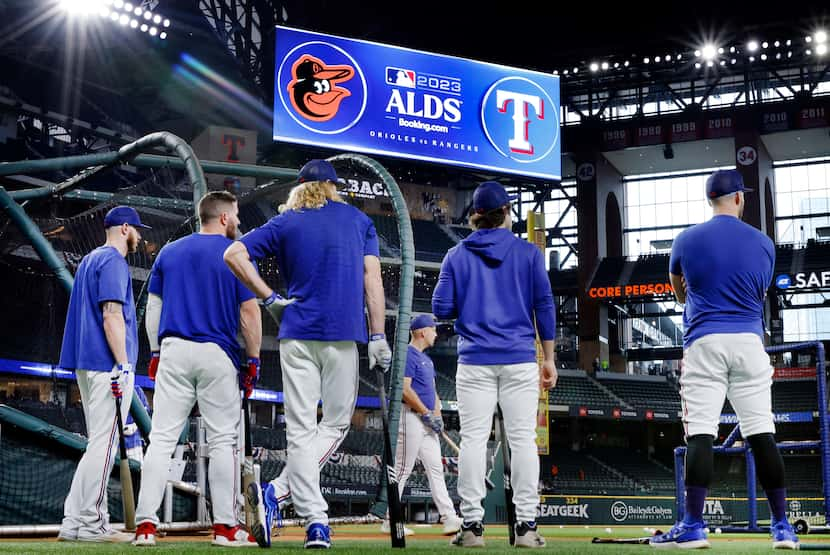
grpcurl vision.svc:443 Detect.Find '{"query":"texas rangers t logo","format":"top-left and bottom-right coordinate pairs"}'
top-left (481, 76), bottom-right (559, 165)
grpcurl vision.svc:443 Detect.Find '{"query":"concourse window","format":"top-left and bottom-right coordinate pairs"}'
top-left (512, 180), bottom-right (578, 270)
top-left (623, 170), bottom-right (721, 257)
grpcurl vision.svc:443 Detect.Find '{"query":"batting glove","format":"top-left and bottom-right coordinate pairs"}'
top-left (239, 356), bottom-right (260, 399)
top-left (263, 292), bottom-right (295, 326)
top-left (429, 414), bottom-right (444, 434)
top-left (109, 362), bottom-right (132, 399)
top-left (147, 351), bottom-right (160, 381)
top-left (368, 333), bottom-right (392, 371)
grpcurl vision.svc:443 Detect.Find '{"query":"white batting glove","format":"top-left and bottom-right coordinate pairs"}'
top-left (263, 292), bottom-right (296, 326)
top-left (109, 362), bottom-right (132, 399)
top-left (368, 333), bottom-right (392, 371)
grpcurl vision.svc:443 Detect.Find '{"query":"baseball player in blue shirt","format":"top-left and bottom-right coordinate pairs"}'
top-left (651, 169), bottom-right (798, 549)
top-left (57, 206), bottom-right (149, 543)
top-left (433, 181), bottom-right (557, 548)
top-left (224, 159), bottom-right (391, 549)
top-left (133, 191), bottom-right (261, 547)
top-left (380, 314), bottom-right (463, 536)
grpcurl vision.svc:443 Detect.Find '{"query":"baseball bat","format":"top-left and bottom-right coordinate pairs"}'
top-left (114, 395), bottom-right (136, 531)
top-left (591, 532), bottom-right (662, 545)
top-left (375, 365), bottom-right (406, 548)
top-left (440, 431), bottom-right (494, 491)
top-left (241, 395), bottom-right (255, 529)
top-left (495, 406), bottom-right (516, 546)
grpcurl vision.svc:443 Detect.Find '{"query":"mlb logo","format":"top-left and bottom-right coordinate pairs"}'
top-left (386, 67), bottom-right (415, 88)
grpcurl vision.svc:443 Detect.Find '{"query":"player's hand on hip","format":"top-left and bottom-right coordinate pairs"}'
top-left (239, 357), bottom-right (260, 399)
top-left (109, 363), bottom-right (132, 399)
top-left (540, 359), bottom-right (557, 391)
top-left (147, 351), bottom-right (160, 381)
top-left (263, 292), bottom-right (295, 326)
top-left (368, 333), bottom-right (392, 370)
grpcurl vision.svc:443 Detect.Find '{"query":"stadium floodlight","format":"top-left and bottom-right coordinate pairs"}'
top-left (143, 11), bottom-right (151, 20)
top-left (99, 6), bottom-right (109, 16)
top-left (140, 23), bottom-right (147, 31)
top-left (706, 60), bottom-right (714, 67)
top-left (159, 31), bottom-right (167, 39)
top-left (731, 58), bottom-right (737, 64)
top-left (589, 62), bottom-right (599, 72)
top-left (718, 47), bottom-right (724, 54)
top-left (624, 60), bottom-right (630, 67)
top-left (774, 40), bottom-right (780, 47)
top-left (786, 39), bottom-right (792, 46)
top-left (601, 61), bottom-right (609, 70)
top-left (762, 41), bottom-right (769, 49)
top-left (694, 49), bottom-right (701, 57)
top-left (572, 67), bottom-right (579, 73)
top-left (60, 0), bottom-right (104, 15)
top-left (129, 18), bottom-right (137, 28)
top-left (655, 56), bottom-right (661, 62)
top-left (118, 13), bottom-right (128, 25)
top-left (694, 62), bottom-right (701, 69)
top-left (153, 14), bottom-right (161, 24)
top-left (563, 69), bottom-right (569, 75)
top-left (133, 7), bottom-right (141, 16)
top-left (113, 0), bottom-right (122, 7)
top-left (806, 35), bottom-right (813, 43)
top-left (818, 43), bottom-right (828, 56)
top-left (149, 26), bottom-right (157, 36)
top-left (109, 11), bottom-right (117, 21)
top-left (124, 2), bottom-right (132, 11)
top-left (760, 53), bottom-right (767, 61)
top-left (806, 49), bottom-right (812, 55)
top-left (552, 70), bottom-right (559, 75)
top-left (816, 30), bottom-right (828, 43)
top-left (749, 56), bottom-right (755, 62)
top-left (163, 19), bottom-right (170, 27)
top-left (747, 40), bottom-right (759, 52)
top-left (701, 44), bottom-right (717, 60)
top-left (720, 60), bottom-right (726, 66)
top-left (676, 54), bottom-right (682, 60)
top-left (643, 57), bottom-right (650, 64)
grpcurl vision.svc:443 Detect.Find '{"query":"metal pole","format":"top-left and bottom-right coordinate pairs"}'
top-left (196, 417), bottom-right (208, 524)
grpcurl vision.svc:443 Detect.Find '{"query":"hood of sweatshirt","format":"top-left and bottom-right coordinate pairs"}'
top-left (461, 228), bottom-right (516, 267)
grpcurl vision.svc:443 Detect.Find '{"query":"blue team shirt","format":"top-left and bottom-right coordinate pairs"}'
top-left (405, 345), bottom-right (437, 411)
top-left (669, 215), bottom-right (775, 348)
top-left (239, 200), bottom-right (379, 342)
top-left (148, 234), bottom-right (255, 366)
top-left (59, 246), bottom-right (138, 371)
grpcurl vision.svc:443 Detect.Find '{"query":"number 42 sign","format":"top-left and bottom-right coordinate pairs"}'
top-left (737, 146), bottom-right (757, 166)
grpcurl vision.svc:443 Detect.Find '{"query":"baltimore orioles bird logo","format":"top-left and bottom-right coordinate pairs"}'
top-left (287, 55), bottom-right (354, 122)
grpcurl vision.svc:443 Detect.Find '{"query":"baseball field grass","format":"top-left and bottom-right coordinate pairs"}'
top-left (1, 524), bottom-right (830, 553)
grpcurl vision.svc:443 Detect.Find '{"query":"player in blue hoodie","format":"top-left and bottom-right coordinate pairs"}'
top-left (432, 181), bottom-right (557, 548)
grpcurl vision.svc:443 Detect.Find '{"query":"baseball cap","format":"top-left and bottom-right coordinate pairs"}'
top-left (298, 159), bottom-right (338, 184)
top-left (410, 314), bottom-right (436, 331)
top-left (473, 181), bottom-right (517, 213)
top-left (705, 169), bottom-right (753, 199)
top-left (104, 206), bottom-right (151, 229)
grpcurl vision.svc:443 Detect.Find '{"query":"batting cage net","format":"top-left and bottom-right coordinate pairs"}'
top-left (0, 154), bottom-right (461, 529)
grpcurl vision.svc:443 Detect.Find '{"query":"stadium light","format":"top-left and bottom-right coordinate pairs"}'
top-left (760, 53), bottom-right (767, 61)
top-left (163, 19), bottom-right (170, 27)
top-left (159, 31), bottom-right (167, 40)
top-left (143, 11), bottom-right (151, 20)
top-left (701, 44), bottom-right (717, 60)
top-left (140, 23), bottom-right (147, 32)
top-left (806, 35), bottom-right (813, 43)
top-left (624, 60), bottom-right (630, 67)
top-left (818, 43), bottom-right (828, 56)
top-left (149, 26), bottom-right (157, 36)
top-left (153, 14), bottom-right (161, 24)
top-left (60, 0), bottom-right (103, 15)
top-left (762, 41), bottom-right (769, 49)
top-left (601, 61), bottom-right (609, 70)
top-left (774, 40), bottom-right (780, 47)
top-left (655, 56), bottom-right (661, 62)
top-left (694, 49), bottom-right (701, 57)
top-left (589, 62), bottom-right (599, 72)
top-left (816, 30), bottom-right (827, 43)
top-left (747, 40), bottom-right (759, 52)
top-left (643, 57), bottom-right (650, 64)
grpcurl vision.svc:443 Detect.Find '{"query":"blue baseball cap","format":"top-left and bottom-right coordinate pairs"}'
top-left (104, 206), bottom-right (151, 229)
top-left (473, 181), bottom-right (517, 213)
top-left (705, 169), bottom-right (753, 199)
top-left (298, 159), bottom-right (338, 184)
top-left (410, 314), bottom-right (436, 331)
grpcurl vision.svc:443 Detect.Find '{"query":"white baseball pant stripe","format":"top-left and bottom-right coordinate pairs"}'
top-left (61, 369), bottom-right (134, 538)
top-left (273, 339), bottom-right (358, 526)
top-left (681, 332), bottom-right (775, 438)
top-left (135, 337), bottom-right (241, 526)
top-left (392, 406), bottom-right (456, 519)
top-left (456, 362), bottom-right (540, 523)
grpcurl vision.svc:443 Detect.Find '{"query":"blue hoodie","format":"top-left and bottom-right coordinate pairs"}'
top-left (432, 227), bottom-right (556, 365)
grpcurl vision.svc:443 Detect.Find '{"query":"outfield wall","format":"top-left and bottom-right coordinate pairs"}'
top-left (536, 495), bottom-right (825, 526)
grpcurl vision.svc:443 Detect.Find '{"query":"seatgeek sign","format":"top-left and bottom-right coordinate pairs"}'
top-left (273, 27), bottom-right (561, 180)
